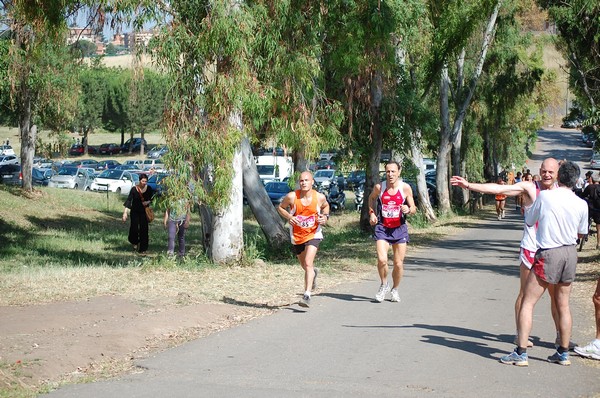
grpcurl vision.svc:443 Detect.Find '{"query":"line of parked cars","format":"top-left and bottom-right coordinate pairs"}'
top-left (69, 138), bottom-right (152, 157)
top-left (0, 155), bottom-right (169, 197)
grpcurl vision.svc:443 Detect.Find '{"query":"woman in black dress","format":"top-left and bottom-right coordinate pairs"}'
top-left (122, 173), bottom-right (155, 254)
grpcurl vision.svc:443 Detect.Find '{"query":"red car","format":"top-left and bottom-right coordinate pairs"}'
top-left (99, 143), bottom-right (121, 155)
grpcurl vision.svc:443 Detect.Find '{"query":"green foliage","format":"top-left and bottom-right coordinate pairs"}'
top-left (540, 0), bottom-right (600, 111)
top-left (69, 40), bottom-right (98, 58)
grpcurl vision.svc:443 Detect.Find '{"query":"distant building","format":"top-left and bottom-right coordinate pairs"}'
top-left (123, 30), bottom-right (156, 51)
top-left (68, 27), bottom-right (105, 55)
top-left (112, 33), bottom-right (125, 47)
top-left (67, 27), bottom-right (98, 45)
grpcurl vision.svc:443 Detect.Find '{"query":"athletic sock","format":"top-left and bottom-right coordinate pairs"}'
top-left (557, 346), bottom-right (568, 354)
top-left (516, 347), bottom-right (527, 355)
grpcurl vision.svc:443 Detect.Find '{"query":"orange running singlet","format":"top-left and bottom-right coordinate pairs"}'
top-left (289, 189), bottom-right (322, 245)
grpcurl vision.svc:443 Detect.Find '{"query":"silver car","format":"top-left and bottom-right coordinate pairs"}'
top-left (48, 167), bottom-right (96, 190)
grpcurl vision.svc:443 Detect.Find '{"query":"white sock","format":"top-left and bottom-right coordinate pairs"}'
top-left (304, 291), bottom-right (311, 297)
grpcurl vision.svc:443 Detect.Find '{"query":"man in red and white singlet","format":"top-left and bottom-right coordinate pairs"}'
top-left (278, 171), bottom-right (330, 308)
top-left (451, 158), bottom-right (577, 359)
top-left (367, 161), bottom-right (416, 303)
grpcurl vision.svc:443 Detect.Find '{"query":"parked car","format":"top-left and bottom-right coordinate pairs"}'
top-left (114, 164), bottom-right (141, 171)
top-left (69, 144), bottom-right (85, 156)
top-left (0, 164), bottom-right (21, 185)
top-left (32, 167), bottom-right (55, 186)
top-left (264, 181), bottom-right (291, 205)
top-left (90, 169), bottom-right (137, 194)
top-left (70, 159), bottom-right (99, 169)
top-left (590, 153), bottom-right (600, 170)
top-left (98, 143), bottom-right (121, 155)
top-left (141, 159), bottom-right (165, 171)
top-left (0, 155), bottom-right (19, 166)
top-left (33, 157), bottom-right (53, 168)
top-left (346, 170), bottom-right (365, 190)
top-left (122, 159), bottom-right (144, 169)
top-left (314, 169), bottom-right (346, 190)
top-left (48, 167), bottom-right (96, 190)
top-left (146, 172), bottom-right (168, 196)
top-left (147, 145), bottom-right (168, 159)
top-left (316, 159), bottom-right (336, 170)
top-left (0, 145), bottom-right (15, 156)
top-left (121, 138), bottom-right (148, 153)
top-left (561, 119), bottom-right (579, 129)
top-left (95, 160), bottom-right (121, 171)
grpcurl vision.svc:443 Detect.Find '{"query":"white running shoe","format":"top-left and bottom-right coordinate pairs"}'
top-left (375, 283), bottom-right (390, 302)
top-left (390, 289), bottom-right (401, 302)
top-left (574, 341), bottom-right (600, 359)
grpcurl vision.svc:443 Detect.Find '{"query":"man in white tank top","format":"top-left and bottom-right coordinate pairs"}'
top-left (451, 158), bottom-right (571, 351)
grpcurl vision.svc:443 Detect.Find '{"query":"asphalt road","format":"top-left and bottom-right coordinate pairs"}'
top-left (46, 128), bottom-right (600, 398)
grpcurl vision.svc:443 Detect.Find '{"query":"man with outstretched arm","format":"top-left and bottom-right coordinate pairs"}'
top-left (500, 161), bottom-right (587, 366)
top-left (451, 158), bottom-right (572, 348)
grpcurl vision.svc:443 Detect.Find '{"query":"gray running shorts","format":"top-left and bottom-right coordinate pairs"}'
top-left (532, 245), bottom-right (577, 284)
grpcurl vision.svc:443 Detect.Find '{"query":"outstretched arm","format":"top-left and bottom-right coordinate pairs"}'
top-left (451, 176), bottom-right (529, 197)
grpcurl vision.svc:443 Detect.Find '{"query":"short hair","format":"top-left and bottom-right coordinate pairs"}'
top-left (385, 160), bottom-right (402, 170)
top-left (139, 173), bottom-right (149, 181)
top-left (557, 161), bottom-right (580, 188)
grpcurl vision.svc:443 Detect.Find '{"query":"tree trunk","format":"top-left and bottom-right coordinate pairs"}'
top-left (19, 94), bottom-right (35, 192)
top-left (140, 131), bottom-right (146, 156)
top-left (210, 112), bottom-right (244, 265)
top-left (241, 137), bottom-right (289, 249)
top-left (360, 70), bottom-right (384, 232)
top-left (436, 65), bottom-right (452, 214)
top-left (410, 131), bottom-right (436, 222)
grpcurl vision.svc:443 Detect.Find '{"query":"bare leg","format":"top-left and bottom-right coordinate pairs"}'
top-left (376, 239), bottom-right (390, 285)
top-left (297, 245), bottom-right (318, 294)
top-left (554, 282), bottom-right (573, 349)
top-left (391, 243), bottom-right (407, 289)
top-left (518, 271), bottom-right (548, 348)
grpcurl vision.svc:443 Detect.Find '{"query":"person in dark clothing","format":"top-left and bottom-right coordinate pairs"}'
top-left (123, 173), bottom-right (155, 254)
top-left (581, 173), bottom-right (600, 249)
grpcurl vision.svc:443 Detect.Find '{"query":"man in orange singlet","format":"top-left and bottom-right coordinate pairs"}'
top-left (278, 171), bottom-right (330, 308)
top-left (367, 161), bottom-right (416, 303)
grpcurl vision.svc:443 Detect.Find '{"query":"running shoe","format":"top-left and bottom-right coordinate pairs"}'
top-left (375, 283), bottom-right (390, 302)
top-left (299, 294), bottom-right (311, 308)
top-left (497, 214), bottom-right (501, 221)
top-left (502, 210), bottom-right (505, 218)
top-left (554, 336), bottom-right (577, 350)
top-left (574, 341), bottom-right (600, 359)
top-left (499, 349), bottom-right (528, 366)
top-left (547, 350), bottom-right (571, 366)
top-left (390, 289), bottom-right (401, 302)
top-left (312, 268), bottom-right (319, 291)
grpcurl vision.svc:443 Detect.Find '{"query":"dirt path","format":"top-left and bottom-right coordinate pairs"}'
top-left (0, 296), bottom-right (270, 391)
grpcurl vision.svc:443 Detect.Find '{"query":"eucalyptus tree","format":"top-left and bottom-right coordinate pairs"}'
top-left (322, 0), bottom-right (432, 230)
top-left (128, 69), bottom-right (168, 155)
top-left (539, 0), bottom-right (600, 120)
top-left (1, 0), bottom-right (81, 191)
top-left (473, 14), bottom-right (552, 182)
top-left (74, 63), bottom-right (107, 154)
top-left (425, 0), bottom-right (503, 212)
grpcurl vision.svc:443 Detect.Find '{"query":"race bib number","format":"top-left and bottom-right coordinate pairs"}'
top-left (297, 215), bottom-right (316, 229)
top-left (382, 204), bottom-right (401, 219)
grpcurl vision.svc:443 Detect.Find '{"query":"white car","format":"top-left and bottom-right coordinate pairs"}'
top-left (141, 159), bottom-right (165, 171)
top-left (48, 167), bottom-right (96, 190)
top-left (0, 145), bottom-right (15, 156)
top-left (0, 155), bottom-right (19, 166)
top-left (90, 169), bottom-right (137, 194)
top-left (590, 153), bottom-right (600, 170)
